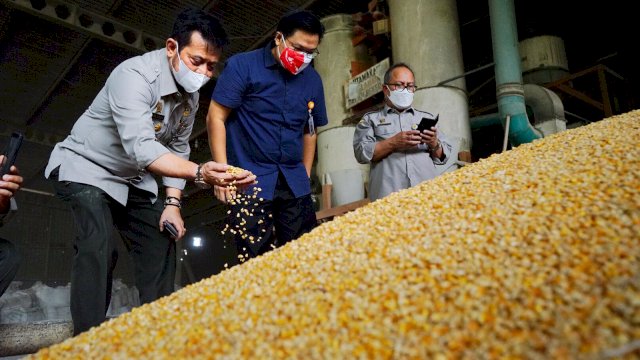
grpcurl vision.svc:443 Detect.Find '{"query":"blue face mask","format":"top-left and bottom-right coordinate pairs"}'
top-left (171, 43), bottom-right (210, 93)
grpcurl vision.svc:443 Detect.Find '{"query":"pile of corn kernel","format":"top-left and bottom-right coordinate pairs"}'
top-left (31, 111), bottom-right (640, 359)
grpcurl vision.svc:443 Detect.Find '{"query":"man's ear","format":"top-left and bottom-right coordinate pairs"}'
top-left (166, 38), bottom-right (178, 57)
top-left (273, 32), bottom-right (282, 47)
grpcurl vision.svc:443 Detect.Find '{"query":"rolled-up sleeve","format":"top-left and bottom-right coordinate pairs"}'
top-left (312, 74), bottom-right (328, 128)
top-left (353, 116), bottom-right (376, 164)
top-left (106, 67), bottom-right (169, 170)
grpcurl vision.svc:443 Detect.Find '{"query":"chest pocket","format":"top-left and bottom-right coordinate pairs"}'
top-left (373, 118), bottom-right (397, 137)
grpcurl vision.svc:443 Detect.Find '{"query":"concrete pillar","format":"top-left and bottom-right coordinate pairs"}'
top-left (314, 14), bottom-right (374, 200)
top-left (387, 0), bottom-right (472, 167)
top-left (315, 14), bottom-right (373, 129)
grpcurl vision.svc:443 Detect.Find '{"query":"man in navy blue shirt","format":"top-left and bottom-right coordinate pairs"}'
top-left (206, 10), bottom-right (327, 259)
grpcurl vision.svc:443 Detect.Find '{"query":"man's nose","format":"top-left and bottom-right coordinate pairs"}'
top-left (195, 63), bottom-right (213, 78)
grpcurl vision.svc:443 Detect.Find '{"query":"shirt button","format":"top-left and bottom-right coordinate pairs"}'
top-left (154, 68), bottom-right (159, 73)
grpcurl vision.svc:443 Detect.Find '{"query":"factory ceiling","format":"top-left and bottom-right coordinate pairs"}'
top-left (0, 0), bottom-right (637, 198)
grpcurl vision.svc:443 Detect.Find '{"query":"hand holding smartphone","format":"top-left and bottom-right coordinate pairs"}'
top-left (416, 115), bottom-right (439, 133)
top-left (1, 132), bottom-right (24, 177)
top-left (163, 220), bottom-right (179, 238)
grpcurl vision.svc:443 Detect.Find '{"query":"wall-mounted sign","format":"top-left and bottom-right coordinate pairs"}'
top-left (345, 57), bottom-right (389, 109)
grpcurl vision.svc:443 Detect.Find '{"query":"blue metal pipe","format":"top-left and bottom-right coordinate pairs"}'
top-left (488, 0), bottom-right (540, 145)
top-left (470, 113), bottom-right (502, 129)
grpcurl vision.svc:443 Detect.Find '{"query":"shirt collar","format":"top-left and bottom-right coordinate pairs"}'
top-left (384, 104), bottom-right (415, 115)
top-left (159, 49), bottom-right (180, 97)
top-left (264, 42), bottom-right (279, 69)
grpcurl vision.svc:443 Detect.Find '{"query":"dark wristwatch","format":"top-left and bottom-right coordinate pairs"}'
top-left (194, 163), bottom-right (211, 189)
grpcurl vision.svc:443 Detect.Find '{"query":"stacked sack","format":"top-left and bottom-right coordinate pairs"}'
top-left (0, 280), bottom-right (139, 324)
top-left (0, 282), bottom-right (44, 323)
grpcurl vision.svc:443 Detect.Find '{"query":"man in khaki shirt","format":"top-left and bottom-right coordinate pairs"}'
top-left (353, 63), bottom-right (452, 201)
top-left (45, 9), bottom-right (254, 335)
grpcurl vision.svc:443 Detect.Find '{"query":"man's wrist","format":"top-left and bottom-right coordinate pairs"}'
top-left (429, 140), bottom-right (441, 153)
top-left (164, 196), bottom-right (182, 209)
top-left (194, 163), bottom-right (212, 189)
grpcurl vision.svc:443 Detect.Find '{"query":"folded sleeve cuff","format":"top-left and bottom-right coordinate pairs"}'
top-left (135, 140), bottom-right (170, 170)
top-left (162, 177), bottom-right (187, 190)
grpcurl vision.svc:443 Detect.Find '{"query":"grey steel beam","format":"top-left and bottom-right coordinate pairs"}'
top-left (2, 0), bottom-right (164, 52)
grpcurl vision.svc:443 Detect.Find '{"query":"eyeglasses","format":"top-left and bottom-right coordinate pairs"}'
top-left (281, 34), bottom-right (320, 58)
top-left (385, 83), bottom-right (418, 93)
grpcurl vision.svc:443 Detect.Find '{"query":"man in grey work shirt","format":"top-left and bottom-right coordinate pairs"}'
top-left (353, 63), bottom-right (452, 201)
top-left (45, 9), bottom-right (254, 335)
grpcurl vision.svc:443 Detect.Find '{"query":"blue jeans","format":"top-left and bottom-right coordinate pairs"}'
top-left (51, 169), bottom-right (175, 335)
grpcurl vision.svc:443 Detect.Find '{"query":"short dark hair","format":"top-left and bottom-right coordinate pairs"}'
top-left (170, 8), bottom-right (229, 50)
top-left (276, 10), bottom-right (324, 41)
top-left (384, 63), bottom-right (415, 84)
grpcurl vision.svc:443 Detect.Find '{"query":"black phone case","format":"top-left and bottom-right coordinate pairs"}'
top-left (163, 221), bottom-right (178, 237)
top-left (417, 115), bottom-right (439, 132)
top-left (1, 132), bottom-right (24, 177)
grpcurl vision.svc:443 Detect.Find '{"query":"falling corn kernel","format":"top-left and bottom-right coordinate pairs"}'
top-left (219, 165), bottom-right (265, 244)
top-left (29, 111), bottom-right (640, 359)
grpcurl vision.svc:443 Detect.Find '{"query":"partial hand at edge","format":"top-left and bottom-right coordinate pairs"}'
top-left (213, 184), bottom-right (235, 204)
top-left (159, 205), bottom-right (185, 241)
top-left (0, 158), bottom-right (22, 212)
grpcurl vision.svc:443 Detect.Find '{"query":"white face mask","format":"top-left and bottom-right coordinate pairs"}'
top-left (171, 43), bottom-right (210, 93)
top-left (386, 87), bottom-right (414, 110)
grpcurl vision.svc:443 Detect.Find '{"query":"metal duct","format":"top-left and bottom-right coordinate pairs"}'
top-left (488, 0), bottom-right (541, 146)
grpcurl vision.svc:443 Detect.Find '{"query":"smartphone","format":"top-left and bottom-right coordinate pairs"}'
top-left (163, 220), bottom-right (179, 238)
top-left (416, 115), bottom-right (439, 133)
top-left (0, 132), bottom-right (24, 177)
